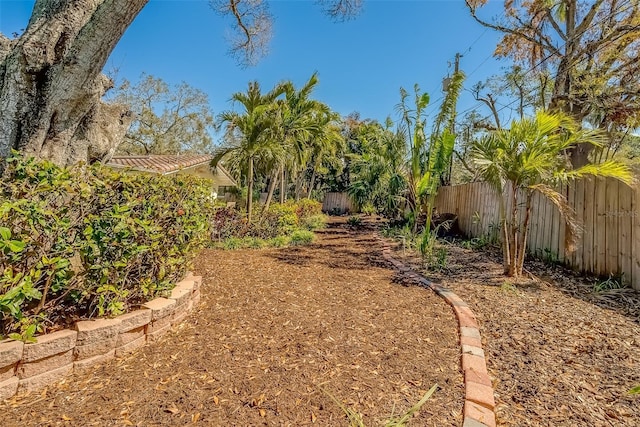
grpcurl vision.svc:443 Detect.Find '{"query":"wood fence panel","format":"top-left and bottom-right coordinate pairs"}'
top-left (605, 179), bottom-right (619, 276)
top-left (633, 186), bottom-right (640, 289)
top-left (435, 178), bottom-right (639, 290)
top-left (618, 183), bottom-right (632, 282)
top-left (322, 192), bottom-right (354, 215)
top-left (575, 180), bottom-right (585, 271)
top-left (550, 188), bottom-right (560, 260)
top-left (582, 179), bottom-right (595, 274)
top-left (558, 183), bottom-right (567, 263)
top-left (595, 179), bottom-right (608, 276)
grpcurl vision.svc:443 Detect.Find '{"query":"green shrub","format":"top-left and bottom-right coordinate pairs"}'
top-left (291, 198), bottom-right (323, 221)
top-left (269, 236), bottom-right (290, 247)
top-left (301, 214), bottom-right (327, 231)
top-left (290, 230), bottom-right (315, 245)
top-left (0, 155), bottom-right (214, 339)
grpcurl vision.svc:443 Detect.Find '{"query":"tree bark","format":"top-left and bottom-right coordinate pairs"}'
top-left (515, 191), bottom-right (533, 276)
top-left (306, 167), bottom-right (316, 198)
top-left (0, 0), bottom-right (147, 168)
top-left (247, 155), bottom-right (254, 221)
top-left (263, 169), bottom-right (279, 212)
top-left (279, 164), bottom-right (286, 203)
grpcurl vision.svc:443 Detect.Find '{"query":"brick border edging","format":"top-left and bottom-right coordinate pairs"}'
top-left (0, 273), bottom-right (203, 400)
top-left (378, 236), bottom-right (497, 427)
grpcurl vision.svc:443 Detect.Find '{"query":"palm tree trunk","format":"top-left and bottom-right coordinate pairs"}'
top-left (294, 173), bottom-right (304, 200)
top-left (498, 193), bottom-right (511, 275)
top-left (307, 168), bottom-right (317, 199)
top-left (263, 170), bottom-right (279, 212)
top-left (515, 191), bottom-right (533, 276)
top-left (279, 164), bottom-right (286, 204)
top-left (247, 156), bottom-right (254, 222)
top-left (507, 184), bottom-right (519, 276)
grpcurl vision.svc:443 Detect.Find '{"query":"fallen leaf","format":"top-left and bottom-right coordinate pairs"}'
top-left (192, 412), bottom-right (201, 423)
top-left (259, 409), bottom-right (266, 417)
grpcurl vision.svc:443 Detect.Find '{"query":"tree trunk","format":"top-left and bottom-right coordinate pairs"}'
top-left (294, 172), bottom-right (304, 201)
top-left (279, 164), bottom-right (286, 203)
top-left (306, 168), bottom-right (316, 199)
top-left (263, 169), bottom-right (279, 212)
top-left (0, 0), bottom-right (147, 168)
top-left (507, 183), bottom-right (519, 277)
top-left (247, 155), bottom-right (254, 221)
top-left (515, 192), bottom-right (533, 276)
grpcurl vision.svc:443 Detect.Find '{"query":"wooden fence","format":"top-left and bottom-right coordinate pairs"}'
top-left (322, 192), bottom-right (355, 215)
top-left (435, 178), bottom-right (640, 290)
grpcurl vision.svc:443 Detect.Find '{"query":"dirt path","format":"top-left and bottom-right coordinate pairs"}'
top-left (1, 219), bottom-right (463, 426)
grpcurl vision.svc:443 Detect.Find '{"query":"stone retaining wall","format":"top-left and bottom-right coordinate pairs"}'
top-left (0, 275), bottom-right (202, 400)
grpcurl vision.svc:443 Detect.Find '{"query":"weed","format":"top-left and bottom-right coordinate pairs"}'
top-left (539, 248), bottom-right (559, 264)
top-left (500, 281), bottom-right (518, 293)
top-left (461, 237), bottom-right (490, 250)
top-left (223, 237), bottom-right (243, 250)
top-left (347, 216), bottom-right (363, 227)
top-left (320, 383), bottom-right (438, 427)
top-left (592, 274), bottom-right (627, 293)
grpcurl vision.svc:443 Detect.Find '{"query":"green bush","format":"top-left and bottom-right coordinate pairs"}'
top-left (0, 155), bottom-right (214, 339)
top-left (301, 214), bottom-right (327, 231)
top-left (291, 198), bottom-right (323, 221)
top-left (290, 230), bottom-right (315, 245)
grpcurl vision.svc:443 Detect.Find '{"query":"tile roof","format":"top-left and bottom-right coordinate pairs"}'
top-left (107, 154), bottom-right (214, 174)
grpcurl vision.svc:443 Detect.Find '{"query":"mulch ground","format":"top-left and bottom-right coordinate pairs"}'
top-left (392, 233), bottom-right (640, 426)
top-left (0, 218), bottom-right (463, 426)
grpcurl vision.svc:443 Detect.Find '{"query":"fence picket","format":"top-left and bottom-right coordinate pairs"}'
top-left (432, 179), bottom-right (638, 290)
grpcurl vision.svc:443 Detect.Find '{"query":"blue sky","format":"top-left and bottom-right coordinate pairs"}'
top-left (1, 0), bottom-right (510, 140)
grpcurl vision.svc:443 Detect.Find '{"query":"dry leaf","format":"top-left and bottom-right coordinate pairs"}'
top-left (311, 412), bottom-right (317, 423)
top-left (192, 412), bottom-right (201, 423)
top-left (259, 409), bottom-right (266, 417)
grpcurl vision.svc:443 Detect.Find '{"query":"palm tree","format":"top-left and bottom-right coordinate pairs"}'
top-left (216, 81), bottom-right (286, 221)
top-left (395, 84), bottom-right (429, 231)
top-left (305, 111), bottom-right (344, 198)
top-left (471, 110), bottom-right (633, 277)
top-left (279, 73), bottom-right (326, 202)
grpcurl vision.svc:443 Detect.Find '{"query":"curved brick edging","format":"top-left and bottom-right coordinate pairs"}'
top-left (0, 274), bottom-right (202, 400)
top-left (378, 237), bottom-right (497, 427)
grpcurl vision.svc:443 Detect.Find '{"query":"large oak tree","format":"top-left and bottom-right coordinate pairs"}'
top-left (466, 0), bottom-right (640, 166)
top-left (0, 0), bottom-right (361, 168)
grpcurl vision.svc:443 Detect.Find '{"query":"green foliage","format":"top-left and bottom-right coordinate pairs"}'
top-left (0, 155), bottom-right (214, 338)
top-left (461, 235), bottom-right (493, 250)
top-left (418, 230), bottom-right (447, 271)
top-left (471, 110), bottom-right (632, 277)
top-left (347, 216), bottom-right (363, 227)
top-left (629, 386), bottom-right (640, 395)
top-left (300, 214), bottom-right (327, 231)
top-left (112, 74), bottom-right (215, 155)
top-left (592, 274), bottom-right (628, 294)
top-left (211, 199), bottom-right (323, 248)
top-left (289, 230), bottom-right (315, 246)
